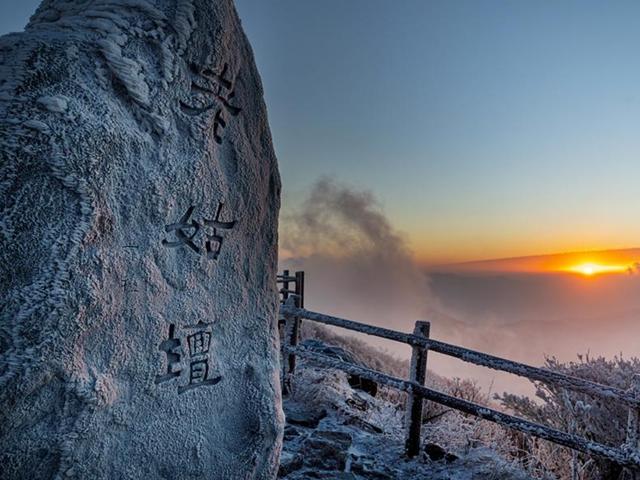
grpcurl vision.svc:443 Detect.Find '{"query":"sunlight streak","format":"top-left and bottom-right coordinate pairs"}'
top-left (566, 262), bottom-right (629, 276)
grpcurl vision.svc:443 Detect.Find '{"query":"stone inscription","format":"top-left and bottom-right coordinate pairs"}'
top-left (155, 321), bottom-right (222, 394)
top-left (180, 62), bottom-right (242, 144)
top-left (162, 202), bottom-right (236, 259)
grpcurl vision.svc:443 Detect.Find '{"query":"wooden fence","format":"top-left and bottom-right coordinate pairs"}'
top-left (276, 271), bottom-right (640, 471)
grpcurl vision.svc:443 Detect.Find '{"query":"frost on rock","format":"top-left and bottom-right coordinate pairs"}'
top-left (0, 1), bottom-right (282, 479)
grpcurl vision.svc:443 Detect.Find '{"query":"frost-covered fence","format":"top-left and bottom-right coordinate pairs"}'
top-left (277, 271), bottom-right (304, 394)
top-left (278, 283), bottom-right (640, 469)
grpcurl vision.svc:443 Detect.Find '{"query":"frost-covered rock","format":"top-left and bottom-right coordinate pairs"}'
top-left (0, 1), bottom-right (282, 478)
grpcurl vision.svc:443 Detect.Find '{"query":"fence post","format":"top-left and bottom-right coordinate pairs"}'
top-left (404, 320), bottom-right (430, 458)
top-left (295, 271), bottom-right (305, 309)
top-left (287, 294), bottom-right (301, 375)
top-left (281, 269), bottom-right (290, 302)
top-left (624, 374), bottom-right (640, 478)
top-left (281, 295), bottom-right (300, 395)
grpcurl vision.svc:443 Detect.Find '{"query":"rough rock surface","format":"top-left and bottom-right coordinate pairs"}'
top-left (0, 1), bottom-right (282, 478)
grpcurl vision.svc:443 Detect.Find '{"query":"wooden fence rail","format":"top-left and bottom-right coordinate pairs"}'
top-left (277, 275), bottom-right (640, 470)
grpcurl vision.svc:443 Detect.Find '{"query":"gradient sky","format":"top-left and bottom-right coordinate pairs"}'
top-left (5, 1), bottom-right (640, 264)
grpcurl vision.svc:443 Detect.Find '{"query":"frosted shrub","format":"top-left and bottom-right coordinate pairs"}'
top-left (498, 354), bottom-right (640, 479)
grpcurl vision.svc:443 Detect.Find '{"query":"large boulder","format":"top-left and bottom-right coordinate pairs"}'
top-left (0, 1), bottom-right (283, 478)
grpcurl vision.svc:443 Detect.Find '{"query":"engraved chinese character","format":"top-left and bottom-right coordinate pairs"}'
top-left (155, 321), bottom-right (222, 394)
top-left (162, 203), bottom-right (236, 260)
top-left (180, 62), bottom-right (242, 144)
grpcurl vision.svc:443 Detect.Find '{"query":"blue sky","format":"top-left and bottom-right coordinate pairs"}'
top-left (5, 1), bottom-right (640, 262)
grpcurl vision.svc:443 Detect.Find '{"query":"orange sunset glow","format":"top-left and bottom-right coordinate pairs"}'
top-left (430, 247), bottom-right (640, 275)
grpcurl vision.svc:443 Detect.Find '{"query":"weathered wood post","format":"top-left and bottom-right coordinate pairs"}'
top-left (281, 269), bottom-right (290, 301)
top-left (404, 320), bottom-right (430, 458)
top-left (279, 271), bottom-right (303, 395)
top-left (295, 271), bottom-right (305, 309)
top-left (277, 270), bottom-right (289, 388)
top-left (287, 294), bottom-right (301, 375)
top-left (623, 374), bottom-right (640, 478)
top-left (281, 295), bottom-right (301, 395)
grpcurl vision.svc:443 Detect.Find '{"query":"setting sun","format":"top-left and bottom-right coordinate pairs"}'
top-left (567, 262), bottom-right (629, 276)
